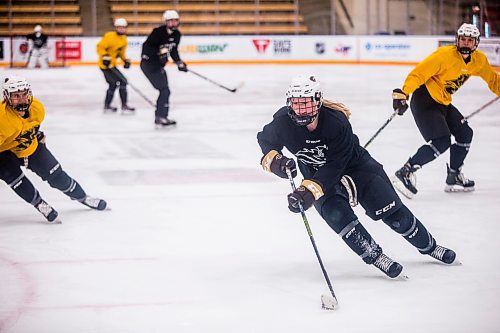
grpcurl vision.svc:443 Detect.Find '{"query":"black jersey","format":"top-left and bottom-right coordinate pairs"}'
top-left (26, 33), bottom-right (48, 49)
top-left (257, 106), bottom-right (370, 195)
top-left (141, 25), bottom-right (181, 68)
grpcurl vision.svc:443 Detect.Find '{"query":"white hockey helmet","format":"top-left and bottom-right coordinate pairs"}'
top-left (2, 76), bottom-right (33, 113)
top-left (114, 18), bottom-right (128, 27)
top-left (456, 23), bottom-right (480, 55)
top-left (34, 25), bottom-right (42, 33)
top-left (163, 10), bottom-right (180, 21)
top-left (286, 75), bottom-right (323, 126)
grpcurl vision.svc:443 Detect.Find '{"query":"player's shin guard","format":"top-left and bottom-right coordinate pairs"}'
top-left (119, 85), bottom-right (127, 104)
top-left (48, 169), bottom-right (107, 210)
top-left (8, 173), bottom-right (58, 222)
top-left (339, 220), bottom-right (403, 278)
top-left (382, 205), bottom-right (456, 264)
top-left (339, 220), bottom-right (382, 264)
top-left (8, 173), bottom-right (41, 205)
top-left (46, 167), bottom-right (86, 200)
top-left (383, 205), bottom-right (436, 253)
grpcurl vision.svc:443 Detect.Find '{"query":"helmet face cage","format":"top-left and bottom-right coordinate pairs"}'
top-left (456, 23), bottom-right (480, 55)
top-left (286, 75), bottom-right (323, 126)
top-left (114, 18), bottom-right (128, 34)
top-left (3, 77), bottom-right (33, 113)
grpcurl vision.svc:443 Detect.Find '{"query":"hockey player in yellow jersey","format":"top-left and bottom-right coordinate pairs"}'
top-left (0, 76), bottom-right (107, 223)
top-left (391, 23), bottom-right (500, 198)
top-left (97, 18), bottom-right (135, 114)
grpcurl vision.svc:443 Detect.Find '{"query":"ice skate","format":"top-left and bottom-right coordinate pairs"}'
top-left (35, 199), bottom-right (60, 223)
top-left (121, 104), bottom-right (136, 115)
top-left (444, 164), bottom-right (475, 193)
top-left (392, 161), bottom-right (419, 199)
top-left (373, 253), bottom-right (404, 278)
top-left (103, 105), bottom-right (118, 113)
top-left (427, 245), bottom-right (456, 264)
top-left (79, 196), bottom-right (107, 211)
top-left (155, 117), bottom-right (177, 129)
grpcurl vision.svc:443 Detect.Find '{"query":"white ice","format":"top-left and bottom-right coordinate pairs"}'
top-left (0, 64), bottom-right (499, 333)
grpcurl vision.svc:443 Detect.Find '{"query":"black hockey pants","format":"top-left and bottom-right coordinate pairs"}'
top-left (101, 67), bottom-right (128, 107)
top-left (140, 60), bottom-right (170, 119)
top-left (309, 156), bottom-right (436, 264)
top-left (0, 144), bottom-right (86, 206)
top-left (409, 85), bottom-right (473, 170)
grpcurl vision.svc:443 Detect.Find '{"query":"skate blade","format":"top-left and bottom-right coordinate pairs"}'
top-left (155, 124), bottom-right (177, 130)
top-left (444, 185), bottom-right (475, 193)
top-left (45, 219), bottom-right (62, 224)
top-left (321, 294), bottom-right (339, 310)
top-left (391, 176), bottom-right (415, 199)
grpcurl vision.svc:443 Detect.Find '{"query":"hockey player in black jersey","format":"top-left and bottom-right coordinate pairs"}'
top-left (140, 10), bottom-right (188, 128)
top-left (26, 25), bottom-right (49, 69)
top-left (257, 75), bottom-right (457, 278)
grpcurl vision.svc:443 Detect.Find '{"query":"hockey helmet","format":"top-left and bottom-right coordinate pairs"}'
top-left (2, 76), bottom-right (33, 113)
top-left (114, 18), bottom-right (128, 27)
top-left (286, 75), bottom-right (323, 126)
top-left (163, 10), bottom-right (180, 21)
top-left (456, 23), bottom-right (480, 55)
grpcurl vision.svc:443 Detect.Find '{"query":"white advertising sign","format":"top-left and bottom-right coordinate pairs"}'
top-left (1, 35), bottom-right (499, 66)
top-left (358, 36), bottom-right (438, 62)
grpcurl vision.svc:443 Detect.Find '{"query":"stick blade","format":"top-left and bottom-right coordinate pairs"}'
top-left (321, 294), bottom-right (339, 310)
top-left (230, 81), bottom-right (245, 93)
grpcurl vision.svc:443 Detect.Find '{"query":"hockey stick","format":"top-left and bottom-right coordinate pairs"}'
top-left (363, 111), bottom-right (398, 148)
top-left (286, 168), bottom-right (339, 310)
top-left (188, 68), bottom-right (239, 93)
top-left (461, 96), bottom-right (500, 123)
top-left (110, 68), bottom-right (156, 108)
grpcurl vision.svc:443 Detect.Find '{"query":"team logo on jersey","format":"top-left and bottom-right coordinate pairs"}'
top-left (296, 144), bottom-right (328, 169)
top-left (445, 74), bottom-right (470, 94)
top-left (13, 128), bottom-right (36, 152)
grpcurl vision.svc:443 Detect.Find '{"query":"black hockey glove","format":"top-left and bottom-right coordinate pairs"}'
top-left (287, 180), bottom-right (324, 213)
top-left (261, 150), bottom-right (297, 179)
top-left (123, 59), bottom-right (131, 69)
top-left (392, 88), bottom-right (409, 115)
top-left (36, 130), bottom-right (46, 144)
top-left (102, 55), bottom-right (111, 68)
top-left (177, 61), bottom-right (188, 72)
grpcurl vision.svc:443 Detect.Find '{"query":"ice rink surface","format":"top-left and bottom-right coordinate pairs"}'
top-left (0, 64), bottom-right (499, 333)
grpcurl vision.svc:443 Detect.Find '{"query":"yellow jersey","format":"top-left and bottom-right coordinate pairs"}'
top-left (96, 31), bottom-right (128, 69)
top-left (402, 45), bottom-right (500, 105)
top-left (0, 97), bottom-right (44, 158)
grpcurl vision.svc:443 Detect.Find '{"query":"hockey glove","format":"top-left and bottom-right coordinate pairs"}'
top-left (102, 55), bottom-right (111, 68)
top-left (392, 88), bottom-right (409, 115)
top-left (261, 150), bottom-right (297, 179)
top-left (177, 61), bottom-right (188, 72)
top-left (288, 179), bottom-right (324, 213)
top-left (36, 130), bottom-right (46, 144)
top-left (123, 59), bottom-right (131, 69)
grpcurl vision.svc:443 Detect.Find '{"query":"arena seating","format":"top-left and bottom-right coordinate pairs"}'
top-left (108, 0), bottom-right (307, 35)
top-left (0, 1), bottom-right (82, 36)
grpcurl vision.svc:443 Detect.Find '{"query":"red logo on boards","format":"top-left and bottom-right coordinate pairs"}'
top-left (55, 41), bottom-right (82, 60)
top-left (252, 39), bottom-right (271, 53)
